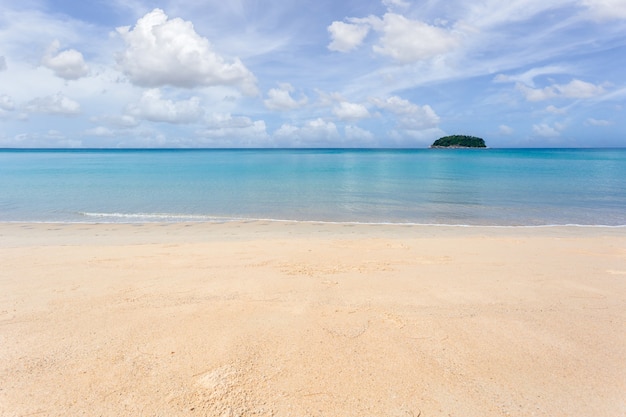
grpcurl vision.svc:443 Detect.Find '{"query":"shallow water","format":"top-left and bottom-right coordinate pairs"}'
top-left (1, 148), bottom-right (625, 226)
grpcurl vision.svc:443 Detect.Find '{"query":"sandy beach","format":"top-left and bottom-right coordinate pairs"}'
top-left (1, 222), bottom-right (625, 417)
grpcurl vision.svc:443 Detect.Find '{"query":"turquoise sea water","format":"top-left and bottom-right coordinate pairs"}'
top-left (1, 148), bottom-right (625, 226)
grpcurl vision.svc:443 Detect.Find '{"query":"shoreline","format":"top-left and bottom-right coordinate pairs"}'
top-left (3, 218), bottom-right (626, 227)
top-left (3, 220), bottom-right (626, 247)
top-left (2, 222), bottom-right (625, 416)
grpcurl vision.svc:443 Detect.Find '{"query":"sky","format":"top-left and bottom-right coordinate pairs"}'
top-left (0, 0), bottom-right (625, 148)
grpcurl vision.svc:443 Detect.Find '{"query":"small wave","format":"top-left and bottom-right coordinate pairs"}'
top-left (74, 212), bottom-right (626, 228)
top-left (78, 212), bottom-right (235, 222)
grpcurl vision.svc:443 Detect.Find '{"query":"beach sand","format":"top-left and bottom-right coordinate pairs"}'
top-left (1, 222), bottom-right (625, 417)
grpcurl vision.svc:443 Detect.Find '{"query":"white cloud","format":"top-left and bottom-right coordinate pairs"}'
top-left (586, 118), bottom-right (612, 126)
top-left (371, 96), bottom-right (421, 114)
top-left (333, 101), bottom-right (371, 121)
top-left (205, 113), bottom-right (256, 129)
top-left (372, 13), bottom-right (460, 63)
top-left (533, 123), bottom-right (563, 137)
top-left (327, 21), bottom-right (370, 52)
top-left (581, 0), bottom-right (626, 21)
top-left (314, 90), bottom-right (346, 108)
top-left (371, 96), bottom-right (440, 129)
top-left (91, 114), bottom-right (140, 129)
top-left (329, 12), bottom-right (459, 63)
top-left (26, 92), bottom-right (81, 115)
top-left (274, 118), bottom-right (340, 144)
top-left (116, 9), bottom-right (257, 95)
top-left (499, 125), bottom-right (514, 135)
top-left (546, 105), bottom-right (567, 114)
top-left (517, 79), bottom-right (605, 101)
top-left (399, 106), bottom-right (440, 129)
top-left (594, 86), bottom-right (626, 103)
top-left (0, 94), bottom-right (15, 111)
top-left (264, 83), bottom-right (307, 110)
top-left (127, 89), bottom-right (203, 124)
top-left (0, 56), bottom-right (6, 71)
top-left (556, 79), bottom-right (606, 98)
top-left (493, 66), bottom-right (568, 88)
top-left (345, 125), bottom-right (375, 142)
top-left (41, 40), bottom-right (89, 80)
top-left (197, 113), bottom-right (269, 143)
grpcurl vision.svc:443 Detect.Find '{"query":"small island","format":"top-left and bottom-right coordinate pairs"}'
top-left (430, 135), bottom-right (487, 148)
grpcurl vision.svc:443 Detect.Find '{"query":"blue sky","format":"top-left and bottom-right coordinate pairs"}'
top-left (1, 0), bottom-right (625, 148)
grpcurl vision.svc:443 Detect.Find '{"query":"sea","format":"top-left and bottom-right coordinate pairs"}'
top-left (1, 148), bottom-right (625, 227)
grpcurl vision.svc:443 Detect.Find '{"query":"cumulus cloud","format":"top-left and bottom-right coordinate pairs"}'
top-left (26, 93), bottom-right (80, 115)
top-left (371, 96), bottom-right (440, 129)
top-left (533, 123), bottom-right (563, 137)
top-left (41, 40), bottom-right (89, 80)
top-left (517, 79), bottom-right (605, 101)
top-left (328, 13), bottom-right (459, 63)
top-left (333, 101), bottom-right (371, 121)
top-left (205, 113), bottom-right (256, 129)
top-left (314, 90), bottom-right (347, 108)
top-left (116, 9), bottom-right (257, 95)
top-left (345, 125), bottom-right (375, 142)
top-left (0, 94), bottom-right (15, 111)
top-left (581, 0), bottom-right (626, 21)
top-left (264, 83), bottom-right (308, 110)
top-left (555, 79), bottom-right (606, 98)
top-left (197, 113), bottom-right (269, 143)
top-left (400, 111), bottom-right (440, 130)
top-left (371, 14), bottom-right (459, 63)
top-left (327, 20), bottom-right (370, 52)
top-left (274, 118), bottom-right (340, 144)
top-left (127, 89), bottom-right (203, 124)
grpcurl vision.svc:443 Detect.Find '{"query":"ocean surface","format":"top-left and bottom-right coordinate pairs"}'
top-left (1, 148), bottom-right (625, 226)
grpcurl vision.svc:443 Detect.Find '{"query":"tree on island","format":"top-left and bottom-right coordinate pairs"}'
top-left (430, 135), bottom-right (486, 148)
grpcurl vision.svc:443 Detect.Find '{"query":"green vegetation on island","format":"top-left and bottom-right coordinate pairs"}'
top-left (430, 135), bottom-right (487, 148)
